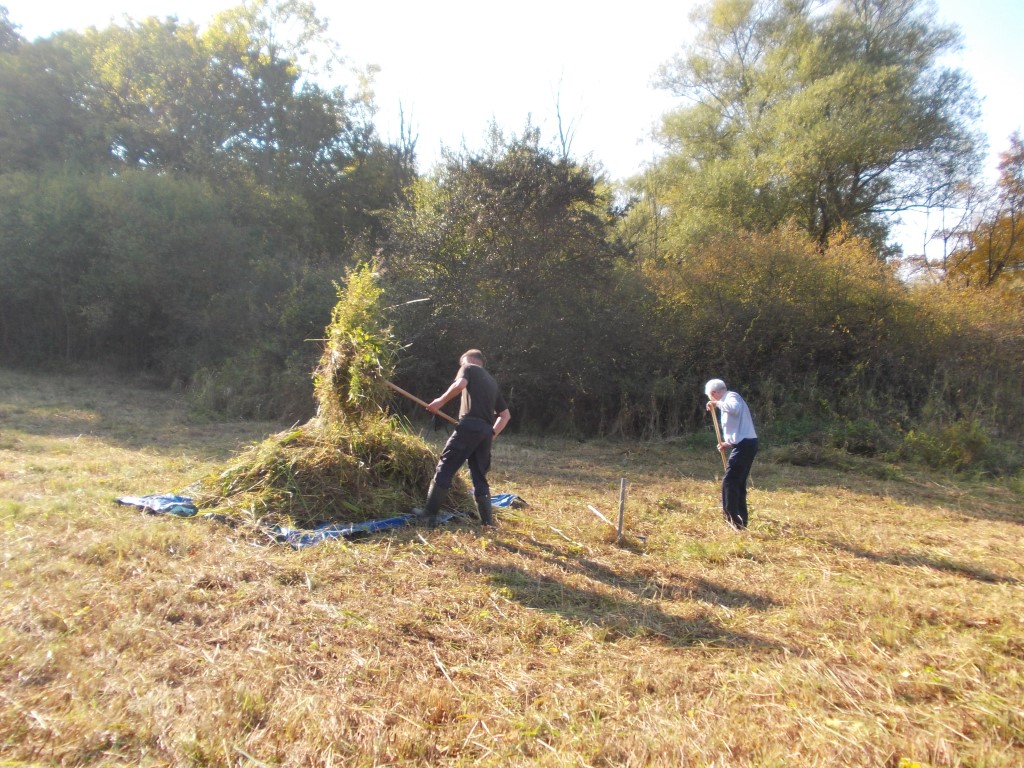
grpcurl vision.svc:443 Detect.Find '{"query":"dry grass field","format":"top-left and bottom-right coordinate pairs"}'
top-left (1, 367), bottom-right (1022, 767)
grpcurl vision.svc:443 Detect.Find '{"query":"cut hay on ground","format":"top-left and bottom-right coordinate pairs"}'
top-left (193, 417), bottom-right (439, 529)
top-left (193, 264), bottom-right (468, 530)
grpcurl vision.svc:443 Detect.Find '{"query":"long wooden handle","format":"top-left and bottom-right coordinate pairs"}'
top-left (709, 403), bottom-right (728, 470)
top-left (384, 380), bottom-right (459, 425)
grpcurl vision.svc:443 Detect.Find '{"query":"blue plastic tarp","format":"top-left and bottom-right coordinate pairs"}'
top-left (117, 493), bottom-right (526, 548)
top-left (116, 494), bottom-right (198, 517)
top-left (271, 511), bottom-right (460, 549)
top-left (491, 493), bottom-right (525, 508)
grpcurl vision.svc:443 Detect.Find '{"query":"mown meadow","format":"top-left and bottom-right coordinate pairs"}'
top-left (1, 367), bottom-right (1022, 767)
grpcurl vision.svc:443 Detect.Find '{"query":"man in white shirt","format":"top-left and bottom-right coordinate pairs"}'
top-left (705, 379), bottom-right (759, 529)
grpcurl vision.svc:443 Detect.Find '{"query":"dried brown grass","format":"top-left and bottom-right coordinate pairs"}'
top-left (2, 368), bottom-right (1023, 767)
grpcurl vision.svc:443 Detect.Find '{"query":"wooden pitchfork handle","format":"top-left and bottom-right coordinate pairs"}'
top-left (709, 402), bottom-right (728, 470)
top-left (384, 380), bottom-right (459, 425)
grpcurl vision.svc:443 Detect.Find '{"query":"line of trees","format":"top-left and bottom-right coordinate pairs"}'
top-left (1, 0), bottom-right (1021, 470)
top-left (0, 0), bottom-right (413, 416)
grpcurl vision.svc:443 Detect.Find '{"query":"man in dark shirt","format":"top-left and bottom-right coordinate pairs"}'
top-left (422, 349), bottom-right (511, 527)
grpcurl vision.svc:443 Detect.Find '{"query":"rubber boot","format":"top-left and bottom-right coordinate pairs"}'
top-left (723, 507), bottom-right (744, 530)
top-left (475, 495), bottom-right (494, 527)
top-left (422, 481), bottom-right (447, 528)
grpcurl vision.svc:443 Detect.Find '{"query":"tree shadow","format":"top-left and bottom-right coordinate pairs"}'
top-left (456, 537), bottom-right (791, 652)
top-left (822, 537), bottom-right (1020, 585)
top-left (490, 538), bottom-right (780, 610)
top-left (466, 559), bottom-right (788, 651)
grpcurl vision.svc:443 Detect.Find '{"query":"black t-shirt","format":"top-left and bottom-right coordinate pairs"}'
top-left (458, 364), bottom-right (508, 423)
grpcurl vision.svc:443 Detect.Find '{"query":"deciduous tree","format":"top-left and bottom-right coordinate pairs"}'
top-left (648, 0), bottom-right (981, 255)
top-left (383, 126), bottom-right (647, 431)
top-left (946, 133), bottom-right (1024, 290)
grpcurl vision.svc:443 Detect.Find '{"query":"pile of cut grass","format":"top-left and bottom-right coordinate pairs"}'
top-left (194, 264), bottom-right (468, 528)
top-left (193, 416), bottom-right (439, 528)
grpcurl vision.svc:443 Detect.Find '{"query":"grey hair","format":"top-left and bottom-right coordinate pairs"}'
top-left (704, 379), bottom-right (727, 398)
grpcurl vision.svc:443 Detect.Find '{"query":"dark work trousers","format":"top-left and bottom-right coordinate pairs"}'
top-left (432, 417), bottom-right (493, 499)
top-left (722, 437), bottom-right (758, 529)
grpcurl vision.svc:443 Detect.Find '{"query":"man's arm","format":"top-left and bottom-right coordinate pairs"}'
top-left (427, 377), bottom-right (468, 413)
top-left (492, 408), bottom-right (511, 438)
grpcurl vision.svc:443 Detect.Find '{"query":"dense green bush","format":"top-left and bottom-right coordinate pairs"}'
top-left (901, 419), bottom-right (1024, 476)
top-left (635, 225), bottom-right (1024, 444)
top-left (186, 348), bottom-right (317, 422)
top-left (0, 168), bottom-right (351, 419)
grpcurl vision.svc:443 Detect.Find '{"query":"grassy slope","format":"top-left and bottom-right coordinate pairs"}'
top-left (1, 368), bottom-right (1022, 767)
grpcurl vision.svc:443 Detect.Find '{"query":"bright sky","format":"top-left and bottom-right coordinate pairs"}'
top-left (4, 0), bottom-right (1022, 254)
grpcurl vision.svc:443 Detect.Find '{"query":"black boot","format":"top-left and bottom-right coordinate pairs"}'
top-left (422, 481), bottom-right (447, 528)
top-left (475, 494), bottom-right (494, 527)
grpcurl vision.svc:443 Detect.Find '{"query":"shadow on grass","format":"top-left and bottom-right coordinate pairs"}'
top-left (823, 537), bottom-right (1020, 585)
top-left (497, 438), bottom-right (719, 488)
top-left (467, 559), bottom-right (789, 652)
top-left (493, 538), bottom-right (780, 611)
top-left (455, 535), bottom-right (790, 652)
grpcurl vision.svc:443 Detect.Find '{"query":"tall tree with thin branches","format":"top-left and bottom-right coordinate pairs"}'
top-left (646, 0), bottom-right (982, 256)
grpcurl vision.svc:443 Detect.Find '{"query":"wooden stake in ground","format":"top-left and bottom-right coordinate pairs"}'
top-left (384, 380), bottom-right (459, 425)
top-left (588, 479), bottom-right (644, 546)
top-left (709, 403), bottom-right (728, 470)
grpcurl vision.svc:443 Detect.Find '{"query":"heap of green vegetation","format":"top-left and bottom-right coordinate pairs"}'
top-left (194, 266), bottom-right (465, 529)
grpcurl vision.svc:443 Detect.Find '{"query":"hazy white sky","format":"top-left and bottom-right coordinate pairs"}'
top-left (4, 0), bottom-right (1022, 252)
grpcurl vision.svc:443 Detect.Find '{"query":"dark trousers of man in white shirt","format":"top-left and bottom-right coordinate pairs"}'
top-left (722, 437), bottom-right (758, 529)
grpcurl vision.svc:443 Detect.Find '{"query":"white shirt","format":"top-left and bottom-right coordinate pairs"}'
top-left (717, 391), bottom-right (757, 444)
